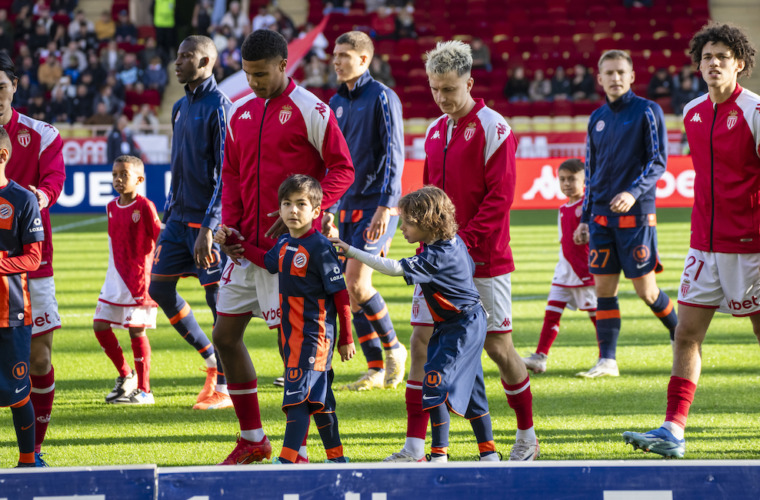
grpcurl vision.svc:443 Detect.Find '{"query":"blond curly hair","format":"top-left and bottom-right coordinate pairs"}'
top-left (399, 185), bottom-right (458, 241)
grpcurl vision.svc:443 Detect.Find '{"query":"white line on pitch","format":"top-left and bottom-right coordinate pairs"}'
top-left (52, 216), bottom-right (107, 233)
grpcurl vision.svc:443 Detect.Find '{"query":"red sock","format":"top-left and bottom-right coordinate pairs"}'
top-left (589, 311), bottom-right (597, 328)
top-left (502, 376), bottom-right (534, 430)
top-left (229, 380), bottom-right (263, 431)
top-left (665, 376), bottom-right (697, 429)
top-left (30, 366), bottom-right (55, 453)
top-left (536, 303), bottom-right (564, 355)
top-left (131, 336), bottom-right (151, 393)
top-left (405, 380), bottom-right (428, 439)
top-left (94, 327), bottom-right (131, 377)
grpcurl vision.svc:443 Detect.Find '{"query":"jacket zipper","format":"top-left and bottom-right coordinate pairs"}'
top-left (709, 103), bottom-right (717, 252)
top-left (256, 100), bottom-right (269, 247)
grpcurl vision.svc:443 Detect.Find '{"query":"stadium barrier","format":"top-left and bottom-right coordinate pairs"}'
top-left (3, 461), bottom-right (760, 499)
top-left (52, 157), bottom-right (696, 214)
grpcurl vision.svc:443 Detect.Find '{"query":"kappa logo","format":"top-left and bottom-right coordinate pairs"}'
top-left (132, 209), bottom-right (141, 223)
top-left (17, 128), bottom-right (31, 147)
top-left (431, 130), bottom-right (441, 140)
top-left (280, 105), bottom-right (293, 124)
top-left (315, 102), bottom-right (327, 119)
top-left (240, 110), bottom-right (252, 120)
top-left (37, 415), bottom-right (50, 424)
top-left (727, 109), bottom-right (738, 130)
top-left (690, 112), bottom-right (702, 123)
top-left (496, 123), bottom-right (507, 140)
top-left (500, 318), bottom-right (511, 328)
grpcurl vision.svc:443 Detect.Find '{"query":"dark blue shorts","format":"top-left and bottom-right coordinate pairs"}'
top-left (151, 220), bottom-right (225, 286)
top-left (282, 367), bottom-right (335, 414)
top-left (0, 325), bottom-right (31, 407)
top-left (339, 209), bottom-right (398, 258)
top-left (423, 304), bottom-right (489, 418)
top-left (589, 222), bottom-right (662, 279)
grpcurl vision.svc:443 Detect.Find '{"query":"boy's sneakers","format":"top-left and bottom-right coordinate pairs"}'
top-left (426, 454), bottom-right (448, 463)
top-left (522, 352), bottom-right (548, 373)
top-left (479, 451), bottom-right (501, 462)
top-left (324, 457), bottom-right (350, 463)
top-left (382, 448), bottom-right (426, 462)
top-left (509, 438), bottom-right (540, 461)
top-left (218, 436), bottom-right (272, 465)
top-left (193, 391), bottom-right (232, 410)
top-left (273, 376), bottom-right (285, 387)
top-left (384, 344), bottom-right (408, 389)
top-left (339, 369), bottom-right (385, 391)
top-left (113, 389), bottom-right (154, 405)
top-left (197, 367), bottom-right (218, 403)
top-left (106, 370), bottom-right (137, 403)
top-left (16, 462), bottom-right (37, 468)
top-left (576, 358), bottom-right (619, 378)
top-left (623, 427), bottom-right (685, 458)
top-left (35, 453), bottom-right (49, 467)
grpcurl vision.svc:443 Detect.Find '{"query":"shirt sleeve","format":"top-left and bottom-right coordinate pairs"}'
top-left (36, 127), bottom-right (66, 208)
top-left (145, 199), bottom-right (162, 242)
top-left (20, 194), bottom-right (44, 246)
top-left (221, 119), bottom-right (244, 231)
top-left (317, 240), bottom-right (347, 296)
top-left (399, 252), bottom-right (437, 286)
top-left (581, 123), bottom-right (594, 224)
top-left (626, 103), bottom-right (668, 200)
top-left (263, 243), bottom-right (279, 274)
top-left (313, 106), bottom-right (355, 210)
top-left (375, 90), bottom-right (405, 208)
top-left (202, 100), bottom-right (230, 230)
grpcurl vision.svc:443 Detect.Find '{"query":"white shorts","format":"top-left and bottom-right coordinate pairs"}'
top-left (30, 277), bottom-right (61, 337)
top-left (217, 260), bottom-right (281, 328)
top-left (678, 248), bottom-right (760, 317)
top-left (410, 274), bottom-right (513, 334)
top-left (94, 301), bottom-right (158, 329)
top-left (547, 284), bottom-right (597, 311)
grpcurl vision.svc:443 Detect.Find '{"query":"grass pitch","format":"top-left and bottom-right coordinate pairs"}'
top-left (2, 208), bottom-right (759, 467)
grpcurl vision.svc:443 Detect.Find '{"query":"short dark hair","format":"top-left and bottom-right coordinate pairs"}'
top-left (0, 51), bottom-right (18, 83)
top-left (399, 185), bottom-right (458, 241)
top-left (0, 126), bottom-right (12, 158)
top-left (278, 174), bottom-right (323, 208)
top-left (181, 35), bottom-right (218, 61)
top-left (558, 158), bottom-right (584, 174)
top-left (114, 155), bottom-right (144, 175)
top-left (241, 29), bottom-right (288, 62)
top-left (689, 22), bottom-right (756, 79)
top-left (335, 31), bottom-right (374, 59)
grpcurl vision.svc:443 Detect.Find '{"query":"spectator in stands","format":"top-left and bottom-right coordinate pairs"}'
top-left (13, 6), bottom-right (34, 43)
top-left (38, 41), bottom-right (61, 63)
top-left (79, 70), bottom-right (96, 96)
top-left (107, 115), bottom-right (142, 163)
top-left (192, 0), bottom-right (213, 37)
top-left (140, 37), bottom-right (170, 69)
top-left (74, 20), bottom-right (100, 53)
top-left (107, 73), bottom-right (126, 100)
top-left (369, 56), bottom-right (395, 87)
top-left (84, 102), bottom-right (115, 130)
top-left (34, 4), bottom-right (55, 34)
top-left (365, 0), bottom-right (384, 13)
top-left (29, 20), bottom-right (52, 54)
top-left (143, 56), bottom-right (168, 95)
top-left (70, 83), bottom-right (94, 124)
top-left (52, 74), bottom-right (75, 99)
top-left (118, 53), bottom-right (144, 91)
top-left (50, 0), bottom-right (77, 16)
top-left (471, 37), bottom-right (491, 71)
top-left (94, 84), bottom-right (125, 117)
top-left (371, 7), bottom-right (396, 40)
top-left (27, 88), bottom-right (50, 123)
top-left (571, 63), bottom-right (596, 101)
top-left (62, 41), bottom-right (87, 72)
top-left (0, 24), bottom-right (12, 54)
top-left (83, 52), bottom-right (107, 84)
top-left (51, 24), bottom-right (71, 50)
top-left (101, 41), bottom-right (122, 73)
top-left (222, 1), bottom-right (251, 39)
top-left (17, 55), bottom-right (38, 87)
top-left (68, 9), bottom-right (94, 40)
top-left (670, 76), bottom-right (701, 116)
top-left (115, 10), bottom-right (138, 44)
top-left (647, 67), bottom-right (673, 100)
top-left (274, 8), bottom-right (297, 42)
top-left (216, 51), bottom-right (241, 81)
top-left (324, 0), bottom-right (352, 15)
top-left (154, 0), bottom-right (177, 55)
top-left (672, 64), bottom-right (705, 93)
top-left (529, 68), bottom-right (551, 101)
top-left (94, 10), bottom-right (116, 41)
top-left (394, 8), bottom-right (416, 39)
top-left (63, 56), bottom-right (81, 85)
top-left (300, 22), bottom-right (329, 60)
top-left (48, 85), bottom-right (70, 123)
top-left (13, 74), bottom-right (36, 110)
top-left (503, 65), bottom-right (530, 102)
top-left (37, 56), bottom-right (63, 91)
top-left (301, 54), bottom-right (327, 89)
top-left (550, 66), bottom-right (571, 100)
top-left (210, 24), bottom-right (233, 54)
top-left (220, 36), bottom-right (242, 69)
top-left (0, 10), bottom-right (13, 40)
top-left (131, 103), bottom-right (160, 134)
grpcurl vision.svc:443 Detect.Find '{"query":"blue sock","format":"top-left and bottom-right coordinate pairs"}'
top-left (314, 410), bottom-right (346, 462)
top-left (361, 293), bottom-right (400, 351)
top-left (281, 403), bottom-right (311, 463)
top-left (353, 310), bottom-right (384, 371)
top-left (470, 413), bottom-right (497, 457)
top-left (429, 404), bottom-right (450, 456)
top-left (650, 289), bottom-right (678, 341)
top-left (205, 284), bottom-right (219, 325)
top-left (149, 280), bottom-right (215, 360)
top-left (11, 399), bottom-right (35, 456)
top-left (596, 296), bottom-right (621, 359)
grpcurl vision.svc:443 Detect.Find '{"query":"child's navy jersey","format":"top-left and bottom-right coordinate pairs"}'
top-left (0, 181), bottom-right (43, 327)
top-left (265, 229), bottom-right (346, 371)
top-left (400, 236), bottom-right (480, 323)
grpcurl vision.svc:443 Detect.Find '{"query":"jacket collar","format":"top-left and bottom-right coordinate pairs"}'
top-left (446, 98), bottom-right (485, 126)
top-left (337, 70), bottom-right (373, 100)
top-left (185, 75), bottom-right (217, 102)
top-left (3, 108), bottom-right (19, 131)
top-left (266, 78), bottom-right (297, 103)
top-left (710, 83), bottom-right (743, 105)
top-left (607, 88), bottom-right (635, 112)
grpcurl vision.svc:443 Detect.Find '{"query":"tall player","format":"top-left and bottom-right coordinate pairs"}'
top-left (386, 40), bottom-right (539, 461)
top-left (212, 29), bottom-right (353, 465)
top-left (0, 52), bottom-right (65, 466)
top-left (573, 50), bottom-right (678, 378)
top-left (148, 35), bottom-right (232, 410)
top-left (624, 23), bottom-right (758, 458)
top-left (328, 31), bottom-right (407, 391)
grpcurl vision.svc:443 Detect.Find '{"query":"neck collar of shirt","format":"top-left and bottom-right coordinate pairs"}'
top-left (266, 78), bottom-right (297, 104)
top-left (3, 108), bottom-right (19, 131)
top-left (710, 83), bottom-right (743, 105)
top-left (606, 89), bottom-right (635, 112)
top-left (446, 98), bottom-right (485, 128)
top-left (184, 75), bottom-right (217, 102)
top-left (337, 70), bottom-right (373, 99)
top-left (291, 227), bottom-right (317, 239)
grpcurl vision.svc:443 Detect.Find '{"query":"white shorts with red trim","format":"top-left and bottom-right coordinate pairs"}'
top-left (678, 248), bottom-right (760, 317)
top-left (30, 277), bottom-right (61, 337)
top-left (547, 284), bottom-right (597, 311)
top-left (217, 260), bottom-right (281, 328)
top-left (94, 301), bottom-right (158, 329)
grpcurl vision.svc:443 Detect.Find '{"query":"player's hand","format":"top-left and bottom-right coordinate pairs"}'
top-left (28, 185), bottom-right (49, 209)
top-left (368, 206), bottom-right (391, 241)
top-left (574, 222), bottom-right (589, 245)
top-left (610, 191), bottom-right (635, 213)
top-left (214, 225), bottom-right (244, 245)
top-left (339, 342), bottom-right (356, 362)
top-left (328, 237), bottom-right (350, 255)
top-left (265, 211), bottom-right (287, 239)
top-left (219, 241), bottom-right (245, 265)
top-left (193, 227), bottom-right (215, 269)
top-left (322, 212), bottom-right (338, 238)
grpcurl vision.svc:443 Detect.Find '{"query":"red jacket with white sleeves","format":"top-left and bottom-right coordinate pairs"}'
top-left (222, 79), bottom-right (354, 256)
top-left (3, 109), bottom-right (65, 278)
top-left (683, 84), bottom-right (760, 254)
top-left (423, 99), bottom-right (517, 278)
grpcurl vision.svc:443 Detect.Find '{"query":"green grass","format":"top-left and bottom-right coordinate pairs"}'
top-left (2, 208), bottom-right (759, 466)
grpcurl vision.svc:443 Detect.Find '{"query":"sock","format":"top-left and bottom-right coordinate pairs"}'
top-left (204, 283), bottom-right (219, 325)
top-left (429, 404), bottom-right (450, 457)
top-left (30, 366), bottom-right (54, 453)
top-left (314, 411), bottom-right (345, 461)
top-left (536, 301), bottom-right (565, 355)
top-left (405, 380), bottom-right (428, 443)
top-left (665, 375), bottom-right (697, 432)
top-left (300, 420), bottom-right (309, 459)
top-left (11, 397), bottom-right (35, 463)
top-left (502, 376), bottom-right (534, 431)
top-left (149, 280), bottom-right (216, 361)
top-left (361, 293), bottom-right (400, 351)
top-left (650, 289), bottom-right (678, 341)
top-left (94, 327), bottom-right (131, 377)
top-left (470, 413), bottom-right (496, 458)
top-left (596, 296), bottom-right (621, 360)
top-left (216, 358), bottom-right (227, 390)
top-left (353, 310), bottom-right (384, 370)
top-left (130, 336), bottom-right (151, 393)
top-left (280, 403), bottom-right (310, 463)
top-left (228, 379), bottom-right (264, 442)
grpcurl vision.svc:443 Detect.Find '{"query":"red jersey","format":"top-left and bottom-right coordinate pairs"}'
top-left (99, 195), bottom-right (161, 307)
top-left (222, 79), bottom-right (354, 257)
top-left (554, 197), bottom-right (594, 287)
top-left (683, 84), bottom-right (760, 253)
top-left (423, 99), bottom-right (517, 278)
top-left (3, 109), bottom-right (65, 278)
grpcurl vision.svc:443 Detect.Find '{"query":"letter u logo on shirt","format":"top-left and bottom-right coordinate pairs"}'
top-left (12, 362), bottom-right (27, 379)
top-left (287, 368), bottom-right (303, 382)
top-left (425, 370), bottom-right (442, 388)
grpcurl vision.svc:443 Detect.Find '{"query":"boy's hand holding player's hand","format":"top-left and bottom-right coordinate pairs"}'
top-left (215, 225), bottom-right (245, 265)
top-left (339, 342), bottom-right (356, 362)
top-left (328, 237), bottom-right (350, 255)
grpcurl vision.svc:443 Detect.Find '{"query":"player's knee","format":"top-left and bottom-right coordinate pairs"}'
top-left (636, 287), bottom-right (659, 305)
top-left (148, 280), bottom-right (177, 307)
top-left (29, 352), bottom-right (51, 374)
top-left (484, 339), bottom-right (509, 366)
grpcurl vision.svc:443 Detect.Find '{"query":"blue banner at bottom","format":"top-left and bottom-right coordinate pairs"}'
top-left (0, 465), bottom-right (156, 499)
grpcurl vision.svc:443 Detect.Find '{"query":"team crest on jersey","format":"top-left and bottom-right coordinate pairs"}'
top-left (575, 205), bottom-right (583, 217)
top-left (336, 106), bottom-right (343, 118)
top-left (293, 251), bottom-right (307, 268)
top-left (632, 244), bottom-right (650, 263)
top-left (464, 122), bottom-right (476, 141)
top-left (12, 362), bottom-right (27, 379)
top-left (425, 370), bottom-right (442, 388)
top-left (0, 203), bottom-right (13, 219)
top-left (727, 110), bottom-right (738, 130)
top-left (595, 120), bottom-right (605, 132)
top-left (681, 279), bottom-right (690, 297)
top-left (412, 300), bottom-right (419, 317)
top-left (17, 129), bottom-right (31, 147)
top-left (279, 105), bottom-right (292, 124)
top-left (132, 209), bottom-right (141, 223)
top-left (287, 368), bottom-right (303, 382)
